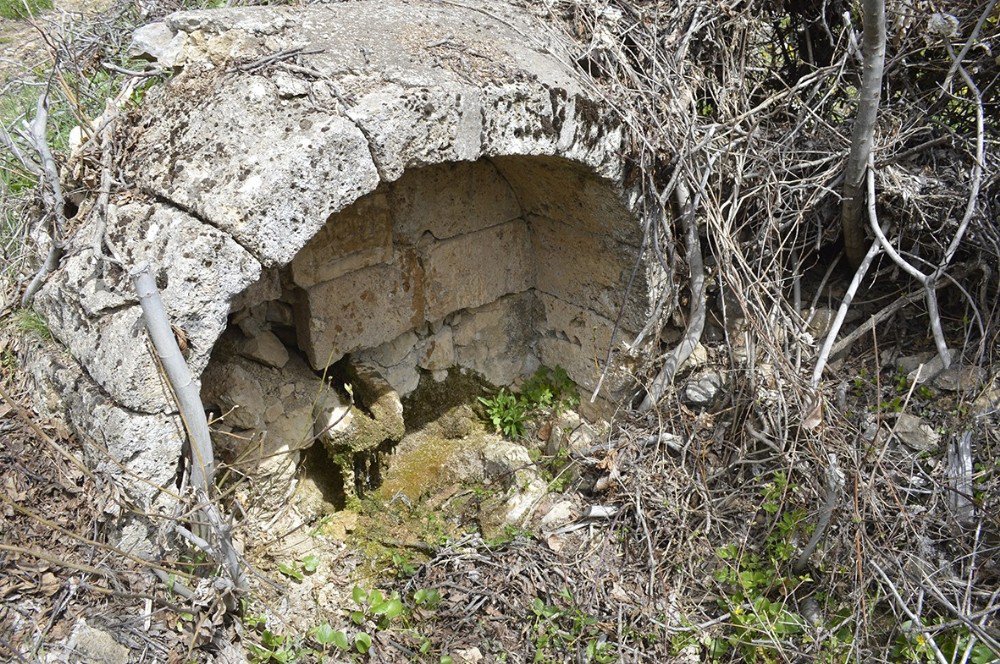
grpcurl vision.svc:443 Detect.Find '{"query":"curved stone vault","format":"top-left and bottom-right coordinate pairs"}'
top-left (24, 1), bottom-right (664, 549)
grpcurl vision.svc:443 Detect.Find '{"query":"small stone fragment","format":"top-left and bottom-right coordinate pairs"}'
top-left (129, 22), bottom-right (185, 67)
top-left (934, 366), bottom-right (986, 392)
top-left (418, 325), bottom-right (454, 372)
top-left (893, 413), bottom-right (941, 452)
top-left (540, 500), bottom-right (576, 529)
top-left (454, 647), bottom-right (484, 663)
top-left (482, 441), bottom-right (533, 487)
top-left (905, 350), bottom-right (958, 384)
top-left (66, 619), bottom-right (130, 664)
top-left (678, 343), bottom-right (708, 371)
top-left (682, 370), bottom-right (724, 408)
top-left (238, 330), bottom-right (289, 369)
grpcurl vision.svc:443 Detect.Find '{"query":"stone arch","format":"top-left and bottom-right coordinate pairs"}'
top-left (26, 2), bottom-right (662, 543)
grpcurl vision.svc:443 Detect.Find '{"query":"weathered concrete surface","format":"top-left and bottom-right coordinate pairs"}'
top-left (27, 0), bottom-right (653, 532)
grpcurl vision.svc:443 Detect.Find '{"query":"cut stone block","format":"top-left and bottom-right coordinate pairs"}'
top-left (238, 330), bottom-right (290, 369)
top-left (536, 292), bottom-right (632, 396)
top-left (389, 160), bottom-right (521, 242)
top-left (529, 214), bottom-right (646, 331)
top-left (290, 191), bottom-right (393, 288)
top-left (295, 251), bottom-right (424, 369)
top-left (452, 292), bottom-right (541, 386)
top-left (421, 220), bottom-right (534, 322)
top-left (494, 155), bottom-right (639, 246)
top-left (419, 325), bottom-right (455, 372)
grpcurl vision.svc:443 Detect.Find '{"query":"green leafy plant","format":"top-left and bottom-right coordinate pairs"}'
top-left (479, 388), bottom-right (528, 438)
top-left (311, 623), bottom-right (350, 652)
top-left (521, 366), bottom-right (580, 413)
top-left (479, 366), bottom-right (580, 438)
top-left (528, 588), bottom-right (614, 663)
top-left (277, 554), bottom-right (320, 582)
top-left (350, 585), bottom-right (406, 631)
top-left (413, 587), bottom-right (442, 610)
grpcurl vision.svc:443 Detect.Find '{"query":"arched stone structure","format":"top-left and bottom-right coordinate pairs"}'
top-left (25, 1), bottom-right (663, 549)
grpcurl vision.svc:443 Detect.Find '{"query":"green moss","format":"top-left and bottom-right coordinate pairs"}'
top-left (401, 367), bottom-right (493, 432)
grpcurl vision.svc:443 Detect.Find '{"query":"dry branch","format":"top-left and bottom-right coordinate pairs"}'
top-left (840, 0), bottom-right (885, 268)
top-left (132, 264), bottom-right (245, 594)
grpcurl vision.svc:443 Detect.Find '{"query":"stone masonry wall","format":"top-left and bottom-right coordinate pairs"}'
top-left (222, 157), bottom-right (647, 406)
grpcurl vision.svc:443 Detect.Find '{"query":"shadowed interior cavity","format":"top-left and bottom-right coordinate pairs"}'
top-left (200, 155), bottom-right (648, 497)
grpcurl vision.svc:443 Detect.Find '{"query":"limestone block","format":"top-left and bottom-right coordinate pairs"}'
top-left (529, 214), bottom-right (645, 332)
top-left (452, 292), bottom-right (541, 386)
top-left (346, 82), bottom-right (483, 182)
top-left (484, 86), bottom-right (624, 183)
top-left (389, 161), bottom-right (521, 242)
top-left (32, 201), bottom-right (261, 414)
top-left (230, 267), bottom-right (281, 315)
top-left (419, 325), bottom-right (454, 372)
top-left (382, 357), bottom-right (421, 397)
top-left (129, 22), bottom-right (187, 68)
top-left (482, 439), bottom-right (533, 488)
top-left (356, 330), bottom-right (419, 368)
top-left (133, 73), bottom-right (380, 266)
top-left (421, 220), bottom-right (534, 322)
top-left (494, 154), bottom-right (637, 246)
top-left (536, 292), bottom-right (633, 397)
top-left (290, 191), bottom-right (393, 288)
top-left (22, 338), bottom-right (182, 529)
top-left (238, 330), bottom-right (289, 369)
top-left (295, 252), bottom-right (424, 369)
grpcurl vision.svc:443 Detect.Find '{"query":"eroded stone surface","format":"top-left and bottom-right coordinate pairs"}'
top-left (28, 0), bottom-right (654, 539)
top-left (452, 293), bottom-right (542, 387)
top-left (389, 160), bottom-right (521, 242)
top-left (290, 191), bottom-right (394, 289)
top-left (421, 220), bottom-right (534, 321)
top-left (33, 201), bottom-right (260, 414)
top-left (295, 252), bottom-right (424, 369)
top-left (201, 333), bottom-right (336, 471)
top-left (530, 214), bottom-right (647, 331)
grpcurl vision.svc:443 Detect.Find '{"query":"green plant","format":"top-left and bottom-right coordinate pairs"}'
top-left (12, 309), bottom-right (51, 340)
top-left (521, 366), bottom-right (580, 413)
top-left (391, 551), bottom-right (418, 577)
top-left (760, 471), bottom-right (790, 515)
top-left (247, 629), bottom-right (307, 664)
top-left (479, 388), bottom-right (528, 438)
top-left (311, 623), bottom-right (350, 652)
top-left (527, 588), bottom-right (614, 663)
top-left (277, 554), bottom-right (320, 582)
top-left (892, 620), bottom-right (998, 664)
top-left (350, 585), bottom-right (406, 631)
top-left (479, 366), bottom-right (580, 439)
top-left (413, 587), bottom-right (442, 610)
